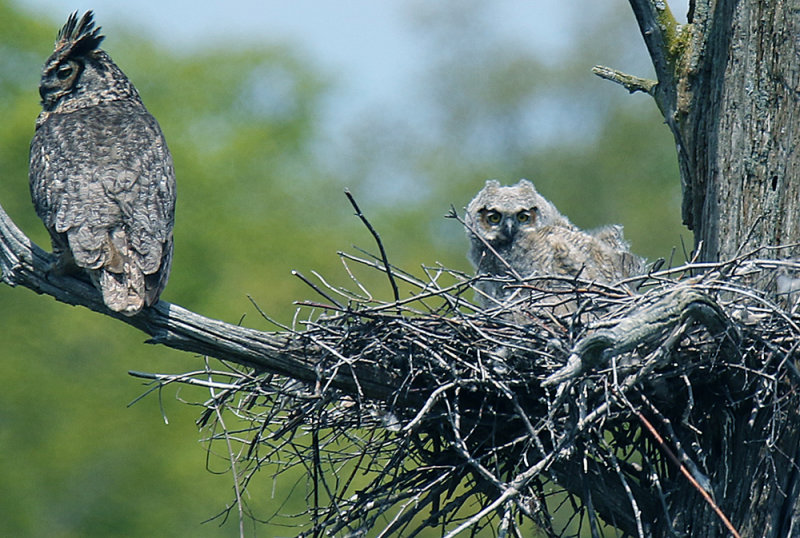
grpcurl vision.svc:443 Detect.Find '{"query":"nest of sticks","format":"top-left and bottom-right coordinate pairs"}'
top-left (137, 246), bottom-right (800, 537)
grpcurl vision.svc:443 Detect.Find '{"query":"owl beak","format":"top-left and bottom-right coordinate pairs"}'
top-left (497, 219), bottom-right (516, 243)
top-left (38, 83), bottom-right (57, 108)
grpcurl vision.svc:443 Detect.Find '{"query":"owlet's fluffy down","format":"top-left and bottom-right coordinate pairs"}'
top-left (29, 11), bottom-right (176, 316)
top-left (465, 179), bottom-right (644, 305)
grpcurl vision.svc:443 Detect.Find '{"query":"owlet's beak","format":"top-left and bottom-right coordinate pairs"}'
top-left (495, 218), bottom-right (516, 244)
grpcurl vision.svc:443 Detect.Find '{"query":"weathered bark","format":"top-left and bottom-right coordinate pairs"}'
top-left (611, 1), bottom-right (800, 535)
top-left (0, 201), bottom-right (402, 403)
top-left (630, 0), bottom-right (800, 261)
top-left (685, 1), bottom-right (800, 260)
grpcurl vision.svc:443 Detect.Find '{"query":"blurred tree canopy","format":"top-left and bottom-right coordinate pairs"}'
top-left (0, 0), bottom-right (683, 536)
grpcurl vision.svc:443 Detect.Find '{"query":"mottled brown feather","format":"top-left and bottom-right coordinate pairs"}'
top-left (29, 12), bottom-right (175, 316)
top-left (465, 179), bottom-right (644, 307)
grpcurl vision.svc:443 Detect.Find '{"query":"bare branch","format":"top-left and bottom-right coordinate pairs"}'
top-left (5, 192), bottom-right (800, 536)
top-left (0, 200), bottom-right (400, 402)
top-left (344, 189), bottom-right (400, 303)
top-left (592, 65), bottom-right (656, 95)
top-left (627, 0), bottom-right (682, 92)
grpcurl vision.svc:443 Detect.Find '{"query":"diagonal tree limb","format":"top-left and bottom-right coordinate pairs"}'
top-left (595, 3), bottom-right (701, 230)
top-left (621, 0), bottom-right (699, 228)
top-left (627, 0), bottom-right (682, 92)
top-left (0, 200), bottom-right (400, 401)
top-left (543, 287), bottom-right (733, 386)
top-left (625, 0), bottom-right (688, 131)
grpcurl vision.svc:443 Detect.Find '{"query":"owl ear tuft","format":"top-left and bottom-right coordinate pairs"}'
top-left (515, 179), bottom-right (537, 192)
top-left (55, 11), bottom-right (105, 58)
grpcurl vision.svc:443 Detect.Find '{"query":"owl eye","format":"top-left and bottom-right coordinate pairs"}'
top-left (485, 211), bottom-right (502, 225)
top-left (516, 210), bottom-right (533, 223)
top-left (56, 63), bottom-right (75, 80)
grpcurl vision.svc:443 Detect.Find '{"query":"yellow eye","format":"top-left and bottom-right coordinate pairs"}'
top-left (57, 62), bottom-right (75, 80)
top-left (517, 210), bottom-right (531, 223)
top-left (486, 211), bottom-right (502, 224)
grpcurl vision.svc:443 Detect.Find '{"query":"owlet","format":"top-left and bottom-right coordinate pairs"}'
top-left (29, 11), bottom-right (176, 316)
top-left (465, 179), bottom-right (644, 305)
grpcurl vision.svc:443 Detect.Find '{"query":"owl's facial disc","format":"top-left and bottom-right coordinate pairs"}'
top-left (479, 208), bottom-right (515, 245)
top-left (485, 209), bottom-right (502, 225)
top-left (516, 208), bottom-right (536, 224)
top-left (40, 58), bottom-right (83, 107)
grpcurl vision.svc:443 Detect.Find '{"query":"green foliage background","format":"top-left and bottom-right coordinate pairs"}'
top-left (0, 1), bottom-right (684, 536)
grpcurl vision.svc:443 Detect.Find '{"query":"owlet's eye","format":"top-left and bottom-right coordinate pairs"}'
top-left (516, 210), bottom-right (531, 223)
top-left (56, 62), bottom-right (75, 80)
top-left (486, 211), bottom-right (502, 224)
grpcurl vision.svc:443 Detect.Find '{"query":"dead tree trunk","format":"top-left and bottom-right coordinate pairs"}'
top-left (680, 1), bottom-right (800, 261)
top-left (628, 0), bottom-right (800, 261)
top-left (597, 0), bottom-right (800, 535)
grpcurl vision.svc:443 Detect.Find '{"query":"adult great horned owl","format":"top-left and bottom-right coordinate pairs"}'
top-left (29, 11), bottom-right (176, 316)
top-left (465, 179), bottom-right (643, 304)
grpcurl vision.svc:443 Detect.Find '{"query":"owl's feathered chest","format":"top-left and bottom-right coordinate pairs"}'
top-left (472, 224), bottom-right (593, 278)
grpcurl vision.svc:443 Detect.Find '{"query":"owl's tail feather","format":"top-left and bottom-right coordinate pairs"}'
top-left (96, 267), bottom-right (146, 316)
top-left (88, 229), bottom-right (147, 316)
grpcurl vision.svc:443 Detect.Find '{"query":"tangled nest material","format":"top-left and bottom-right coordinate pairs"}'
top-left (136, 249), bottom-right (800, 537)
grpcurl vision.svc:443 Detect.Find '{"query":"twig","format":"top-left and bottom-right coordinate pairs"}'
top-left (447, 206), bottom-right (523, 281)
top-left (344, 189), bottom-right (400, 302)
top-left (592, 65), bottom-right (657, 95)
top-left (292, 270), bottom-right (345, 309)
top-left (206, 365), bottom-right (247, 537)
top-left (247, 294), bottom-right (292, 331)
top-left (609, 451), bottom-right (644, 538)
top-left (616, 391), bottom-right (742, 538)
top-left (129, 370), bottom-right (244, 391)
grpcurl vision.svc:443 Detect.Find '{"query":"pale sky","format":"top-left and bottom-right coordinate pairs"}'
top-left (15, 0), bottom-right (691, 123)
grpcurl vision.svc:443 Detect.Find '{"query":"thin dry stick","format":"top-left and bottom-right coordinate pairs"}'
top-left (292, 270), bottom-right (345, 309)
top-left (616, 391), bottom-right (742, 538)
top-left (344, 189), bottom-right (400, 302)
top-left (446, 206), bottom-right (523, 280)
top-left (208, 370), bottom-right (247, 538)
top-left (4, 188), bottom-right (800, 536)
top-left (609, 451), bottom-right (644, 538)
